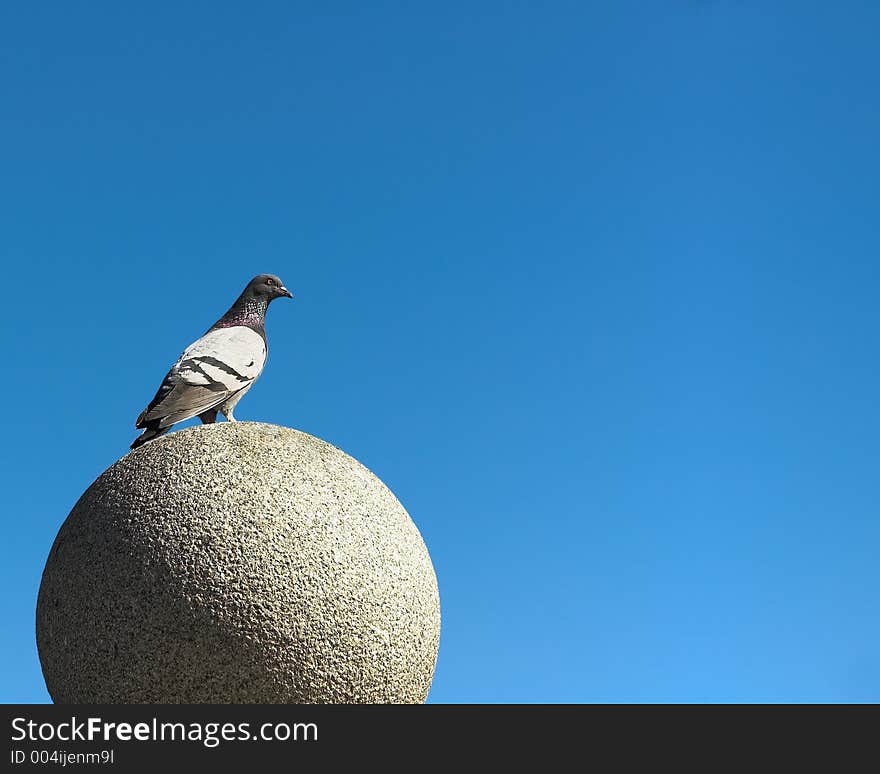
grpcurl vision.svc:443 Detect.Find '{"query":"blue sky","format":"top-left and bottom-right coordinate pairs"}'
top-left (2, 1), bottom-right (879, 703)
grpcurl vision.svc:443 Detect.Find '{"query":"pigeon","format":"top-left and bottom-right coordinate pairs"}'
top-left (131, 273), bottom-right (293, 449)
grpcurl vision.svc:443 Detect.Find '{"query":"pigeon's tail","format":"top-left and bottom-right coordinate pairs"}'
top-left (130, 424), bottom-right (169, 449)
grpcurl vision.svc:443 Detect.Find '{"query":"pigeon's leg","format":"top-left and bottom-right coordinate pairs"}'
top-left (218, 384), bottom-right (251, 422)
top-left (198, 409), bottom-right (219, 424)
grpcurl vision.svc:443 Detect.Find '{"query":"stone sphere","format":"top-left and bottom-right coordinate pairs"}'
top-left (36, 422), bottom-right (440, 703)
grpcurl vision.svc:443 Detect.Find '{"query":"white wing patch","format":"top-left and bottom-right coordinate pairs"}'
top-left (137, 326), bottom-right (267, 426)
top-left (179, 326), bottom-right (267, 381)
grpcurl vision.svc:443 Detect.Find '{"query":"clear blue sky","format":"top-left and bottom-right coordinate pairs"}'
top-left (2, 1), bottom-right (879, 703)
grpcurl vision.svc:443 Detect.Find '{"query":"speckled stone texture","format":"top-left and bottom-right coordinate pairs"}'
top-left (36, 422), bottom-right (440, 704)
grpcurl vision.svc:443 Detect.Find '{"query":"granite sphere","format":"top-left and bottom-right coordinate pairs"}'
top-left (36, 422), bottom-right (440, 703)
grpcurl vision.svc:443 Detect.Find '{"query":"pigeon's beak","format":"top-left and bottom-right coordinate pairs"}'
top-left (279, 287), bottom-right (293, 299)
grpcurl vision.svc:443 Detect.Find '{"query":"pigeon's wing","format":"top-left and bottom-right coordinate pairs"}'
top-left (135, 326), bottom-right (267, 429)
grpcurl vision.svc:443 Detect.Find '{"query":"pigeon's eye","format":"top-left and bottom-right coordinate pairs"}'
top-left (266, 278), bottom-right (275, 286)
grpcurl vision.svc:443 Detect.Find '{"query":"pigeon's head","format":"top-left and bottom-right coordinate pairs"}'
top-left (245, 274), bottom-right (293, 302)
